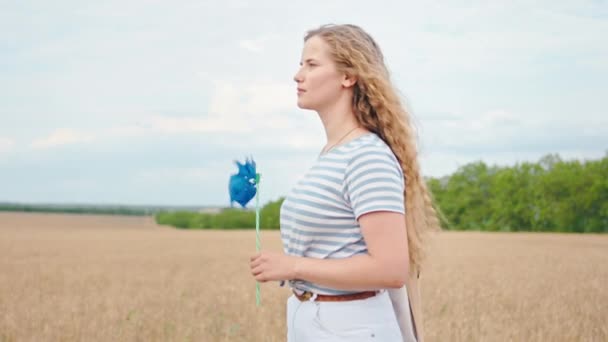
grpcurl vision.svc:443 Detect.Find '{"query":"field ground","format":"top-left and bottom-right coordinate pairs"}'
top-left (0, 212), bottom-right (606, 341)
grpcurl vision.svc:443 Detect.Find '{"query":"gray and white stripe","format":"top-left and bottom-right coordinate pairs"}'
top-left (280, 133), bottom-right (405, 295)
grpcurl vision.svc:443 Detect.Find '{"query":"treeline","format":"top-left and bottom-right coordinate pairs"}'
top-left (428, 153), bottom-right (607, 233)
top-left (155, 199), bottom-right (283, 230)
top-left (0, 203), bottom-right (150, 216)
top-left (157, 153), bottom-right (607, 233)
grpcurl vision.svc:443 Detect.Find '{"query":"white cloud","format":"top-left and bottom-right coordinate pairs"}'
top-left (379, 3), bottom-right (608, 85)
top-left (420, 108), bottom-right (529, 149)
top-left (238, 34), bottom-right (281, 53)
top-left (239, 40), bottom-right (264, 53)
top-left (209, 79), bottom-right (294, 117)
top-left (26, 76), bottom-right (306, 147)
top-left (464, 109), bottom-right (522, 131)
top-left (245, 82), bottom-right (296, 115)
top-left (208, 79), bottom-right (297, 130)
top-left (100, 113), bottom-right (253, 140)
top-left (205, 78), bottom-right (325, 150)
top-left (250, 128), bottom-right (323, 151)
top-left (142, 115), bottom-right (252, 134)
top-left (0, 137), bottom-right (15, 154)
top-left (481, 109), bottom-right (520, 127)
top-left (104, 124), bottom-right (149, 139)
top-left (30, 129), bottom-right (95, 149)
top-left (100, 78), bottom-right (299, 140)
top-left (132, 167), bottom-right (216, 184)
top-left (98, 116), bottom-right (250, 144)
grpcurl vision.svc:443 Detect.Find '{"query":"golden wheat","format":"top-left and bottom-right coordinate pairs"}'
top-left (0, 212), bottom-right (606, 341)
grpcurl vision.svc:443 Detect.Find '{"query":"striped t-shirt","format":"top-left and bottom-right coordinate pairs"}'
top-left (280, 132), bottom-right (405, 295)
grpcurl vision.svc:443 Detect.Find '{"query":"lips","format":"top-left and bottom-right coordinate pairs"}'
top-left (297, 88), bottom-right (306, 93)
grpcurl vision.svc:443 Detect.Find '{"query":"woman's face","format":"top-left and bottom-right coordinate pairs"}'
top-left (293, 35), bottom-right (347, 111)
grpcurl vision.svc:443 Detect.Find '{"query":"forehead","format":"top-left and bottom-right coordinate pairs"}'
top-left (301, 35), bottom-right (332, 61)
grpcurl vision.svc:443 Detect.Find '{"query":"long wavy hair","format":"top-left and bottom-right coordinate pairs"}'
top-left (305, 24), bottom-right (443, 274)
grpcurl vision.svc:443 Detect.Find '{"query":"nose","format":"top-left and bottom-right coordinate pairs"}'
top-left (293, 66), bottom-right (304, 83)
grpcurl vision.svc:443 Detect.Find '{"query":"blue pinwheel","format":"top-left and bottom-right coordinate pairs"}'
top-left (228, 157), bottom-right (263, 306)
top-left (228, 157), bottom-right (258, 208)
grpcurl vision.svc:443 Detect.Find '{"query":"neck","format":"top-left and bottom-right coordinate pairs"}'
top-left (317, 94), bottom-right (360, 144)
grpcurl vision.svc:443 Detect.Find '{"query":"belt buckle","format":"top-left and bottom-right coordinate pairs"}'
top-left (300, 291), bottom-right (313, 301)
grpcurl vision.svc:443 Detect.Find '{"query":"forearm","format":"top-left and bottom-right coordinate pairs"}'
top-left (293, 253), bottom-right (407, 291)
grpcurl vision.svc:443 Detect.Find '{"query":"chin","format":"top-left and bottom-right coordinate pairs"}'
top-left (296, 99), bottom-right (313, 110)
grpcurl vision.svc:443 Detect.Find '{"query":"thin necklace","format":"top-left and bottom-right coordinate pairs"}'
top-left (320, 126), bottom-right (360, 155)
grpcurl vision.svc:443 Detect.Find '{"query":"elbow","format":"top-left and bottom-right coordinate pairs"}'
top-left (386, 279), bottom-right (405, 289)
top-left (385, 260), bottom-right (409, 289)
top-left (387, 272), bottom-right (407, 289)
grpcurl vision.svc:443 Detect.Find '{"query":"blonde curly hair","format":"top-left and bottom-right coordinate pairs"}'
top-left (305, 24), bottom-right (443, 274)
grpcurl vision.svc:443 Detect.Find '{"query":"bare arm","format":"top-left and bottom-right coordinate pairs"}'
top-left (292, 211), bottom-right (409, 291)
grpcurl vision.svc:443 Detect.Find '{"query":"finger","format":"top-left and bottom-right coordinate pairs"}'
top-left (250, 252), bottom-right (261, 262)
top-left (251, 265), bottom-right (264, 276)
top-left (255, 274), bottom-right (268, 282)
top-left (250, 258), bottom-right (263, 269)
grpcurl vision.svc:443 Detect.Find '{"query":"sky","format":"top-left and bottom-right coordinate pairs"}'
top-left (1, 0), bottom-right (606, 207)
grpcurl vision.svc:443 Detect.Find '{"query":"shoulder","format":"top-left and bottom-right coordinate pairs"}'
top-left (342, 133), bottom-right (402, 176)
top-left (340, 133), bottom-right (406, 217)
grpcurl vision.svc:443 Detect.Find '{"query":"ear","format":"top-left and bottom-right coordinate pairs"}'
top-left (341, 73), bottom-right (357, 88)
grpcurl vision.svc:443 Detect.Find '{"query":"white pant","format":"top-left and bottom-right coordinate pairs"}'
top-left (286, 290), bottom-right (404, 341)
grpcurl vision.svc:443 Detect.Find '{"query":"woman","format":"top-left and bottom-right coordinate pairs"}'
top-left (249, 24), bottom-right (441, 341)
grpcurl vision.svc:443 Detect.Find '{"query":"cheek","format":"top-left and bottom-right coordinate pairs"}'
top-left (309, 70), bottom-right (341, 97)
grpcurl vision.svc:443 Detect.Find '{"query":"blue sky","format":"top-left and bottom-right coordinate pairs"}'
top-left (1, 0), bottom-right (606, 206)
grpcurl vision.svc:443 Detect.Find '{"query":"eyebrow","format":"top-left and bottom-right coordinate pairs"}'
top-left (300, 58), bottom-right (319, 65)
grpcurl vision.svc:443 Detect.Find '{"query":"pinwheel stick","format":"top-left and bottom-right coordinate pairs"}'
top-left (255, 173), bottom-right (261, 306)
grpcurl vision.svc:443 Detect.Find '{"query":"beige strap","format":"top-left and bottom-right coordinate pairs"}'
top-left (387, 285), bottom-right (417, 342)
top-left (405, 269), bottom-right (425, 342)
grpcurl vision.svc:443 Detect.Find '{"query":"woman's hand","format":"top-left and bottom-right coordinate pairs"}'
top-left (250, 251), bottom-right (297, 282)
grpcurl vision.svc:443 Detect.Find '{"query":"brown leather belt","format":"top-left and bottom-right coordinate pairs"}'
top-left (293, 290), bottom-right (378, 302)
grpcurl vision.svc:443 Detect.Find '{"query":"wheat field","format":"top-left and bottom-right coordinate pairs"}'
top-left (0, 212), bottom-right (606, 342)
